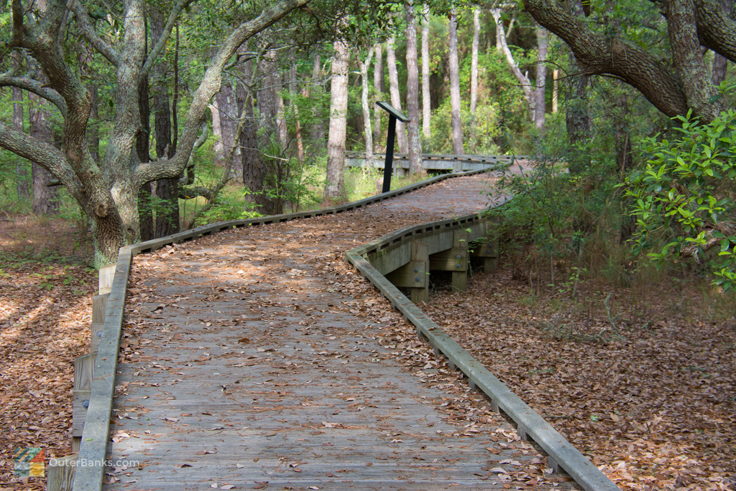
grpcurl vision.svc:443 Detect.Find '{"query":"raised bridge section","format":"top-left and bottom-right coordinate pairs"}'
top-left (345, 152), bottom-right (527, 173)
top-left (71, 166), bottom-right (617, 490)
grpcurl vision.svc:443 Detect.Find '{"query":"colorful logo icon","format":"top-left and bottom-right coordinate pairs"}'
top-left (13, 447), bottom-right (45, 478)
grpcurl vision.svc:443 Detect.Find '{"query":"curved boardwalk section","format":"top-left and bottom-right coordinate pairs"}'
top-left (106, 171), bottom-right (569, 489)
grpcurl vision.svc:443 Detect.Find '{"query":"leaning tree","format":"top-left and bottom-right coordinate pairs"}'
top-left (0, 0), bottom-right (309, 265)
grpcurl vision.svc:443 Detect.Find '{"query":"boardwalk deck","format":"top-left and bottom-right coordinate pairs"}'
top-left (106, 169), bottom-right (571, 489)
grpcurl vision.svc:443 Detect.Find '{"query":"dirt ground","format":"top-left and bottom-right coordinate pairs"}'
top-left (423, 267), bottom-right (736, 490)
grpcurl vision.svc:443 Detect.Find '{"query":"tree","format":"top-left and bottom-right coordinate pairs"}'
top-left (405, 0), bottom-right (423, 174)
top-left (469, 6), bottom-right (480, 118)
top-left (420, 4), bottom-right (432, 144)
top-left (522, 0), bottom-right (736, 121)
top-left (0, 0), bottom-right (309, 265)
top-left (447, 6), bottom-right (464, 154)
top-left (324, 36), bottom-right (350, 201)
top-left (386, 35), bottom-right (409, 154)
top-left (359, 48), bottom-right (375, 169)
top-left (491, 8), bottom-right (547, 129)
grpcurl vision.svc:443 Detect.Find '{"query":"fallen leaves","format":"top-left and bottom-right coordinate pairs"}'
top-left (424, 267), bottom-right (736, 490)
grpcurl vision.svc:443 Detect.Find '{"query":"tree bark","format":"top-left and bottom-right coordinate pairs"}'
top-left (405, 0), bottom-right (423, 174)
top-left (534, 27), bottom-right (548, 129)
top-left (29, 96), bottom-right (58, 215)
top-left (470, 7), bottom-right (480, 118)
top-left (13, 87), bottom-right (30, 199)
top-left (664, 0), bottom-right (722, 121)
top-left (324, 37), bottom-right (350, 201)
top-left (151, 11), bottom-right (179, 238)
top-left (386, 36), bottom-right (408, 154)
top-left (373, 43), bottom-right (384, 150)
top-left (421, 4), bottom-right (432, 145)
top-left (310, 54), bottom-right (325, 146)
top-left (212, 82), bottom-right (238, 171)
top-left (360, 48), bottom-right (375, 169)
top-left (448, 7), bottom-right (464, 155)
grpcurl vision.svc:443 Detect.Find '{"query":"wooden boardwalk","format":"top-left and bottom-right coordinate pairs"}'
top-left (106, 170), bottom-right (567, 489)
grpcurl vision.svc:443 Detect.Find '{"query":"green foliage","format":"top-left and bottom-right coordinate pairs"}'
top-left (625, 109), bottom-right (736, 290)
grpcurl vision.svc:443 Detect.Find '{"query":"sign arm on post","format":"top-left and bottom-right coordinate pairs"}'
top-left (376, 101), bottom-right (410, 194)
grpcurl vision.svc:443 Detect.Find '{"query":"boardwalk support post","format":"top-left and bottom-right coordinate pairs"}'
top-left (429, 229), bottom-right (469, 291)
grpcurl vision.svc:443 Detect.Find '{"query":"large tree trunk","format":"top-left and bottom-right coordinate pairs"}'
top-left (405, 1), bottom-right (423, 174)
top-left (534, 27), bottom-right (549, 129)
top-left (421, 4), bottom-right (432, 145)
top-left (386, 36), bottom-right (408, 154)
top-left (448, 8), bottom-right (464, 155)
top-left (373, 43), bottom-right (384, 151)
top-left (151, 11), bottom-right (179, 238)
top-left (29, 96), bottom-right (58, 215)
top-left (664, 0), bottom-right (722, 121)
top-left (324, 38), bottom-right (350, 201)
top-left (360, 49), bottom-right (375, 169)
top-left (240, 50), bottom-right (283, 215)
top-left (212, 82), bottom-right (238, 172)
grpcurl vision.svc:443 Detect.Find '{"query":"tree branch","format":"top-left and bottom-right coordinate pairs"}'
top-left (0, 121), bottom-right (82, 197)
top-left (523, 0), bottom-right (689, 117)
top-left (69, 0), bottom-right (121, 66)
top-left (0, 72), bottom-right (68, 115)
top-left (694, 0), bottom-right (736, 62)
top-left (141, 0), bottom-right (194, 77)
top-left (134, 0), bottom-right (310, 187)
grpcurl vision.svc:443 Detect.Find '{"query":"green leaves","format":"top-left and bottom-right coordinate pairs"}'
top-left (625, 109), bottom-right (736, 289)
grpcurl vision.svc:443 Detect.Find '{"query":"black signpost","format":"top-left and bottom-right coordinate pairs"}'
top-left (376, 101), bottom-right (410, 193)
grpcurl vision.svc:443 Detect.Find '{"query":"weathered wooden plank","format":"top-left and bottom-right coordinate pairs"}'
top-left (47, 454), bottom-right (76, 491)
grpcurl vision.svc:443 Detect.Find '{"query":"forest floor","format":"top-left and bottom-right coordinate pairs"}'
top-left (423, 267), bottom-right (736, 490)
top-left (0, 216), bottom-right (95, 489)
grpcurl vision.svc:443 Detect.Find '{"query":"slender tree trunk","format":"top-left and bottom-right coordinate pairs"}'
top-left (448, 8), bottom-right (464, 155)
top-left (534, 27), bottom-right (549, 129)
top-left (405, 1), bottom-right (423, 174)
top-left (12, 87), bottom-right (30, 199)
top-left (492, 8), bottom-right (537, 124)
top-left (470, 7), bottom-right (480, 117)
top-left (552, 69), bottom-right (559, 113)
top-left (310, 54), bottom-right (325, 146)
top-left (360, 48), bottom-right (375, 169)
top-left (212, 83), bottom-right (237, 170)
top-left (421, 4), bottom-right (432, 145)
top-left (29, 97), bottom-right (58, 215)
top-left (386, 36), bottom-right (408, 154)
top-left (239, 59), bottom-right (265, 213)
top-left (373, 43), bottom-right (384, 150)
top-left (325, 38), bottom-right (350, 201)
top-left (293, 65), bottom-right (306, 164)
